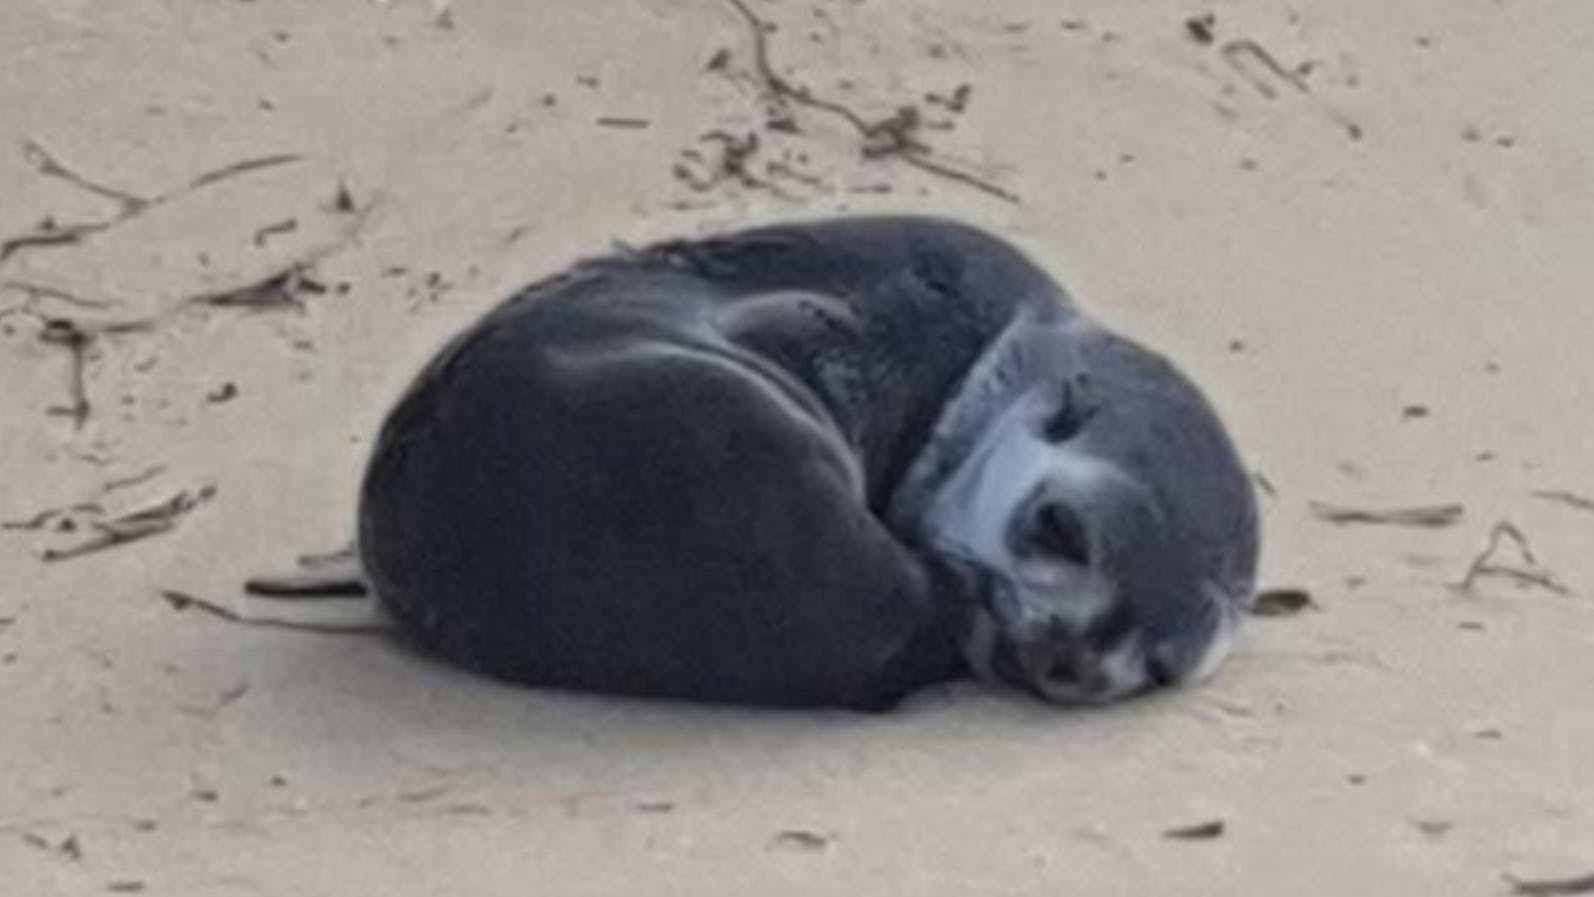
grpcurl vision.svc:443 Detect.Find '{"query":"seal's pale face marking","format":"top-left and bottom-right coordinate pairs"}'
top-left (920, 327), bottom-right (1257, 705)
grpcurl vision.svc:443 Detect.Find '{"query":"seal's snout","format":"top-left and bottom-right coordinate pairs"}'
top-left (992, 617), bottom-right (1148, 704)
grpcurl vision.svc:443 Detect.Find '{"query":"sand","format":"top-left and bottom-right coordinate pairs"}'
top-left (2, 0), bottom-right (1592, 894)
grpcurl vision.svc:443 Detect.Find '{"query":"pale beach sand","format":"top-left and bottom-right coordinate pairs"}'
top-left (2, 1), bottom-right (1592, 894)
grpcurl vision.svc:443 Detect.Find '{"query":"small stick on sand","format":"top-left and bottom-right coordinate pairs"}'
top-left (185, 153), bottom-right (304, 190)
top-left (1252, 472), bottom-right (1278, 498)
top-left (724, 0), bottom-right (1018, 203)
top-left (1163, 819), bottom-right (1226, 840)
top-left (1530, 489), bottom-right (1594, 514)
top-left (1218, 39), bottom-right (1363, 140)
top-left (1249, 588), bottom-right (1314, 617)
top-left (1, 139), bottom-right (303, 266)
top-left (0, 223), bottom-right (104, 263)
top-left (41, 486), bottom-right (215, 563)
top-left (161, 590), bottom-right (387, 635)
top-left (1, 501), bottom-right (104, 532)
top-left (101, 465), bottom-right (167, 494)
top-left (250, 217), bottom-right (299, 248)
top-left (22, 138), bottom-right (150, 210)
top-left (1309, 501), bottom-right (1463, 528)
top-left (190, 264), bottom-right (323, 311)
top-left (244, 544), bottom-right (368, 599)
top-left (2, 279), bottom-right (118, 310)
top-left (1456, 521), bottom-right (1570, 596)
top-left (38, 319), bottom-right (93, 430)
top-left (190, 195), bottom-right (377, 311)
top-left (1505, 870), bottom-right (1594, 897)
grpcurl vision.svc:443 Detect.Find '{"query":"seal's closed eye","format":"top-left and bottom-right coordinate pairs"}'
top-left (1039, 383), bottom-right (1095, 443)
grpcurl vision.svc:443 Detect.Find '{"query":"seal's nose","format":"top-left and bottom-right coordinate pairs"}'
top-left (1025, 638), bottom-right (1109, 696)
top-left (1144, 650), bottom-right (1177, 687)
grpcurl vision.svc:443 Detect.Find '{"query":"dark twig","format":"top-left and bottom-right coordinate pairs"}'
top-left (1, 139), bottom-right (304, 267)
top-left (101, 465), bottom-right (166, 494)
top-left (1506, 871), bottom-right (1594, 897)
top-left (38, 319), bottom-right (92, 430)
top-left (245, 544), bottom-right (367, 599)
top-left (250, 218), bottom-right (298, 248)
top-left (1250, 588), bottom-right (1314, 617)
top-left (2, 279), bottom-right (118, 309)
top-left (41, 486), bottom-right (215, 563)
top-left (161, 590), bottom-right (387, 635)
top-left (1163, 819), bottom-right (1226, 840)
top-left (1220, 39), bottom-right (1307, 99)
top-left (1456, 521), bottom-right (1570, 595)
top-left (1309, 501), bottom-right (1463, 528)
top-left (22, 139), bottom-right (149, 210)
top-left (189, 264), bottom-right (322, 311)
top-left (42, 516), bottom-right (174, 562)
top-left (0, 224), bottom-right (104, 263)
top-left (244, 579), bottom-right (368, 599)
top-left (1, 501), bottom-right (103, 532)
top-left (723, 0), bottom-right (1017, 203)
top-left (1252, 472), bottom-right (1278, 498)
top-left (185, 153), bottom-right (303, 190)
top-left (1530, 489), bottom-right (1594, 514)
top-left (191, 194), bottom-right (376, 311)
top-left (1219, 39), bottom-right (1362, 140)
top-left (896, 152), bottom-right (1018, 203)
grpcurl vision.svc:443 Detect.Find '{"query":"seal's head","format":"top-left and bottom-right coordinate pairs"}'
top-left (919, 319), bottom-right (1258, 705)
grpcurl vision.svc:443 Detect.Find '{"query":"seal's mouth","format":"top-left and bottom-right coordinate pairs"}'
top-left (936, 549), bottom-right (1149, 704)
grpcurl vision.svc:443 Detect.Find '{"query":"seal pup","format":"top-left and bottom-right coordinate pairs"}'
top-left (265, 216), bottom-right (1257, 709)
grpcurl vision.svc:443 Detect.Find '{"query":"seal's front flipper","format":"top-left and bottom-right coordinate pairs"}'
top-left (245, 544), bottom-right (369, 599)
